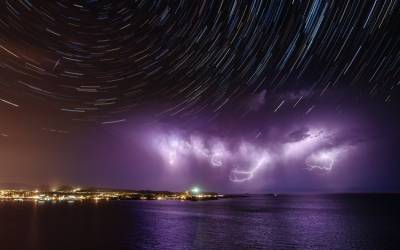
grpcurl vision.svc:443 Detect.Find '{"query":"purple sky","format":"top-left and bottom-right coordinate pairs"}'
top-left (0, 1), bottom-right (399, 193)
top-left (2, 92), bottom-right (398, 193)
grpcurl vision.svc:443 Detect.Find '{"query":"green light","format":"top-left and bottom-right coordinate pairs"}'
top-left (191, 187), bottom-right (200, 194)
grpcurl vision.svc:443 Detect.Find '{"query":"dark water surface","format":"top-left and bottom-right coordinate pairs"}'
top-left (0, 194), bottom-right (399, 250)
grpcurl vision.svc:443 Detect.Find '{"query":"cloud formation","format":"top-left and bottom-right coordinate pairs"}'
top-left (149, 123), bottom-right (363, 183)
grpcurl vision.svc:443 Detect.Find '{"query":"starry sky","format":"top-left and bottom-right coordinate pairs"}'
top-left (0, 0), bottom-right (399, 192)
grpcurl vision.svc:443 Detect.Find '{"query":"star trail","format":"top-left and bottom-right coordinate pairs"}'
top-left (0, 0), bottom-right (398, 123)
top-left (0, 0), bottom-right (399, 192)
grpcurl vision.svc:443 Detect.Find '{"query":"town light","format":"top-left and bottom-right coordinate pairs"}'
top-left (191, 187), bottom-right (200, 194)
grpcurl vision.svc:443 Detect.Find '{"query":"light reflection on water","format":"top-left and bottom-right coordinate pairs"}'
top-left (0, 194), bottom-right (399, 250)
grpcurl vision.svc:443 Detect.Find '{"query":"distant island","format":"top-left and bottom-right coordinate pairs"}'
top-left (0, 185), bottom-right (226, 202)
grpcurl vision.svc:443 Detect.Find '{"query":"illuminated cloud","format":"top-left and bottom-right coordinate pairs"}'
top-left (209, 139), bottom-right (229, 167)
top-left (151, 132), bottom-right (274, 182)
top-left (229, 147), bottom-right (271, 183)
top-left (305, 146), bottom-right (351, 173)
top-left (305, 150), bottom-right (336, 172)
top-left (155, 133), bottom-right (188, 168)
top-left (149, 123), bottom-right (362, 183)
top-left (283, 128), bottom-right (325, 158)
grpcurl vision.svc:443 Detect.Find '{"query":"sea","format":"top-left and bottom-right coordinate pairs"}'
top-left (0, 194), bottom-right (399, 250)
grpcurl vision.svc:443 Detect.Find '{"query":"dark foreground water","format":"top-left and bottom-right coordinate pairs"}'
top-left (0, 194), bottom-right (399, 250)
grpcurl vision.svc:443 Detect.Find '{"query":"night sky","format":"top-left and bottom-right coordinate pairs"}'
top-left (0, 0), bottom-right (399, 193)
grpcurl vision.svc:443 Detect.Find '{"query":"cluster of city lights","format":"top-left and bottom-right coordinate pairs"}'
top-left (0, 189), bottom-right (120, 202)
top-left (0, 187), bottom-right (222, 203)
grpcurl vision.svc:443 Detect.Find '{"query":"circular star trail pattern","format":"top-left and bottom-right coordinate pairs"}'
top-left (0, 0), bottom-right (399, 123)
